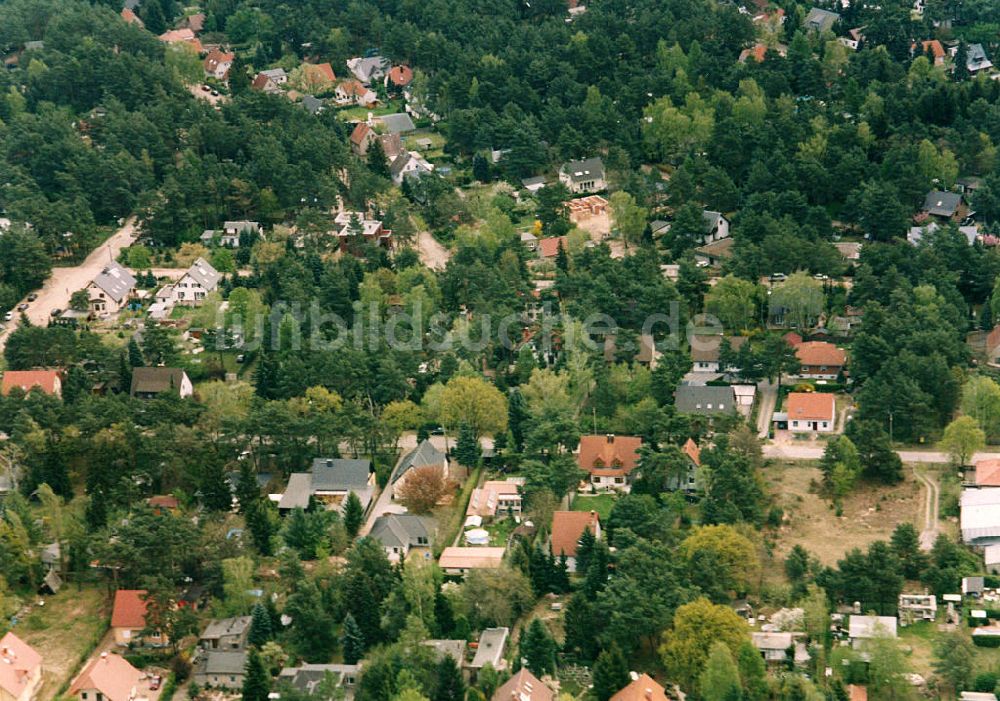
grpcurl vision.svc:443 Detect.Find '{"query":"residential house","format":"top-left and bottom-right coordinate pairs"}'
top-left (346, 56), bottom-right (389, 84)
top-left (111, 589), bottom-right (166, 647)
top-left (964, 576), bottom-right (985, 597)
top-left (333, 211), bottom-right (393, 248)
top-left (922, 190), bottom-right (962, 219)
top-left (148, 495), bottom-right (179, 514)
top-left (558, 157), bottom-right (606, 194)
top-left (335, 80), bottom-right (377, 107)
top-left (520, 231), bottom-right (539, 251)
top-left (298, 62), bottom-right (337, 91)
top-left (908, 220), bottom-right (940, 246)
top-left (898, 594), bottom-right (936, 624)
top-left (674, 385), bottom-right (738, 417)
top-left (961, 488), bottom-right (1000, 544)
top-left (667, 438), bottom-right (702, 493)
top-left (200, 228), bottom-right (242, 248)
top-left (964, 43), bottom-right (993, 74)
top-left (223, 220), bottom-right (260, 242)
top-left (86, 262), bottom-right (136, 314)
top-left (120, 7), bottom-right (144, 27)
top-left (181, 13), bottom-right (206, 33)
top-left (158, 29), bottom-right (204, 52)
top-left (610, 674), bottom-right (669, 701)
top-left (916, 39), bottom-right (946, 66)
top-left (302, 95), bottom-right (325, 115)
top-left (251, 72), bottom-right (282, 93)
top-left (386, 65), bottom-right (414, 90)
top-left (693, 237), bottom-right (735, 267)
top-left (794, 341), bottom-right (846, 379)
top-left (975, 459), bottom-right (1000, 486)
top-left (849, 686), bottom-right (868, 701)
top-left (192, 650), bottom-right (246, 690)
top-left (690, 334), bottom-right (746, 372)
top-left (67, 653), bottom-right (144, 701)
top-left (203, 49), bottom-right (234, 80)
top-left (437, 547), bottom-right (506, 575)
top-left (392, 439), bottom-right (449, 500)
top-left (369, 513), bottom-right (432, 563)
top-left (172, 257), bottom-right (219, 305)
top-left (379, 113), bottom-right (417, 135)
top-left (549, 511), bottom-right (601, 572)
top-left (390, 151), bottom-right (433, 186)
top-left (522, 176), bottom-right (547, 193)
top-left (468, 627), bottom-right (509, 673)
top-left (984, 544), bottom-right (1000, 574)
top-left (751, 632), bottom-right (797, 665)
top-left (422, 640), bottom-right (465, 666)
top-left (491, 669), bottom-right (553, 701)
top-left (130, 367), bottom-right (194, 400)
top-left (1, 370), bottom-right (62, 398)
top-left (466, 480), bottom-right (523, 519)
top-left (785, 392), bottom-right (836, 433)
top-left (739, 43), bottom-right (788, 62)
top-left (803, 7), bottom-right (840, 32)
top-left (259, 68), bottom-right (287, 84)
top-left (350, 122), bottom-right (377, 156)
top-left (0, 632), bottom-right (42, 701)
top-left (537, 236), bottom-right (569, 259)
top-left (199, 616), bottom-right (252, 651)
top-left (577, 434), bottom-right (643, 491)
top-left (278, 458), bottom-right (375, 514)
top-left (700, 210), bottom-right (731, 245)
top-left (848, 615), bottom-right (897, 648)
top-left (278, 664), bottom-right (360, 698)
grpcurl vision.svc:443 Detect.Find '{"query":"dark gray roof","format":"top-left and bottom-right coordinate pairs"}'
top-left (702, 210), bottom-right (726, 231)
top-left (923, 190), bottom-right (961, 217)
top-left (311, 458), bottom-right (372, 490)
top-left (393, 439), bottom-right (446, 484)
top-left (803, 7), bottom-right (839, 32)
top-left (560, 157), bottom-right (605, 184)
top-left (91, 262), bottom-right (136, 303)
top-left (968, 43), bottom-right (992, 71)
top-left (184, 257), bottom-right (220, 290)
top-left (195, 650), bottom-right (247, 676)
top-left (278, 663), bottom-right (360, 693)
top-left (130, 367), bottom-right (188, 396)
top-left (674, 385), bottom-right (738, 415)
top-left (380, 113), bottom-right (416, 134)
top-left (369, 513), bottom-right (432, 549)
top-left (200, 616), bottom-right (251, 641)
top-left (302, 95), bottom-right (324, 114)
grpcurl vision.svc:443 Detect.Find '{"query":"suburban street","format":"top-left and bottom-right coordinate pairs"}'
top-left (0, 218), bottom-right (137, 352)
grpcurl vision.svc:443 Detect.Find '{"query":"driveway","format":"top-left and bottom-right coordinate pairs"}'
top-left (415, 231), bottom-right (451, 270)
top-left (755, 380), bottom-right (777, 438)
top-left (0, 218), bottom-right (137, 352)
top-left (913, 466), bottom-right (940, 550)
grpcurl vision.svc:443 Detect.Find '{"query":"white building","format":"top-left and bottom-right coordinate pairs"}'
top-left (898, 594), bottom-right (936, 623)
top-left (173, 257), bottom-right (220, 305)
top-left (848, 615), bottom-right (897, 649)
top-left (86, 262), bottom-right (136, 314)
top-left (961, 488), bottom-right (1000, 544)
top-left (558, 157), bottom-right (606, 194)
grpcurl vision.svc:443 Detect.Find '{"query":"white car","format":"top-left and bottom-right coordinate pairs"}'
top-left (3, 312), bottom-right (12, 322)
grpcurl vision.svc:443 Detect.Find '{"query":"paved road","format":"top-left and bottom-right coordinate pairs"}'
top-left (755, 380), bottom-right (777, 438)
top-left (913, 466), bottom-right (940, 550)
top-left (0, 218), bottom-right (137, 352)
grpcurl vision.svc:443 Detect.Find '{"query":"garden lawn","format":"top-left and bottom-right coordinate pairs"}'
top-left (570, 493), bottom-right (616, 521)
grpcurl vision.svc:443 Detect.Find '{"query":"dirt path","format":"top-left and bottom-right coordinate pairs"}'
top-left (756, 380), bottom-right (777, 438)
top-left (415, 231), bottom-right (451, 270)
top-left (0, 218), bottom-right (137, 353)
top-left (913, 466), bottom-right (940, 550)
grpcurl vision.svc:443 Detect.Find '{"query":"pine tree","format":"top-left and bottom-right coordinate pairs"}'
top-left (255, 349), bottom-right (279, 399)
top-left (432, 655), bottom-right (466, 701)
top-left (454, 422), bottom-right (480, 467)
top-left (554, 553), bottom-right (571, 593)
top-left (140, 0), bottom-right (166, 34)
top-left (507, 389), bottom-right (529, 452)
top-left (242, 649), bottom-right (270, 701)
top-left (472, 154), bottom-right (490, 182)
top-left (127, 337), bottom-right (144, 368)
top-left (555, 239), bottom-right (569, 272)
top-left (699, 641), bottom-right (742, 701)
top-left (519, 619), bottom-right (557, 676)
top-left (368, 139), bottom-right (390, 178)
top-left (200, 460), bottom-right (233, 511)
top-left (344, 491), bottom-right (364, 538)
top-left (229, 54), bottom-right (251, 94)
top-left (582, 541), bottom-right (610, 599)
top-left (591, 643), bottom-right (629, 701)
top-left (236, 461), bottom-right (260, 513)
top-left (434, 590), bottom-right (455, 638)
top-left (575, 528), bottom-right (596, 575)
top-left (247, 602), bottom-right (273, 647)
top-left (245, 499), bottom-right (275, 556)
top-left (342, 612), bottom-right (365, 664)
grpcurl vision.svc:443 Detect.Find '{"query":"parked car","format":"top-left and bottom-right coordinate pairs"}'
top-left (17, 303), bottom-right (28, 311)
top-left (235, 354), bottom-right (246, 363)
top-left (201, 84), bottom-right (211, 92)
top-left (27, 293), bottom-right (37, 301)
top-left (149, 675), bottom-right (162, 690)
top-left (769, 273), bottom-right (787, 282)
top-left (3, 312), bottom-right (12, 322)
top-left (50, 308), bottom-right (62, 317)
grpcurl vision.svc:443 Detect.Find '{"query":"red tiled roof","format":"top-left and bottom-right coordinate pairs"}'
top-left (305, 62), bottom-right (336, 83)
top-left (339, 79), bottom-right (369, 97)
top-left (538, 236), bottom-right (568, 258)
top-left (69, 653), bottom-right (144, 701)
top-left (251, 73), bottom-right (272, 90)
top-left (1, 370), bottom-right (60, 396)
top-left (120, 7), bottom-right (143, 26)
top-left (921, 40), bottom-right (945, 59)
top-left (786, 392), bottom-right (835, 422)
top-left (783, 331), bottom-right (803, 348)
top-left (0, 632), bottom-right (42, 699)
top-left (682, 438), bottom-right (701, 467)
top-left (976, 459), bottom-right (1000, 486)
top-left (110, 589), bottom-right (148, 629)
top-left (611, 674), bottom-right (669, 701)
top-left (203, 49), bottom-right (234, 74)
top-left (550, 511), bottom-right (599, 558)
top-left (988, 325), bottom-right (1000, 353)
top-left (148, 495), bottom-right (179, 509)
top-left (848, 685), bottom-right (868, 701)
top-left (577, 434), bottom-right (643, 475)
top-left (492, 669), bottom-right (553, 701)
top-left (795, 341), bottom-right (846, 367)
top-left (350, 122), bottom-right (372, 146)
top-left (388, 65), bottom-right (414, 87)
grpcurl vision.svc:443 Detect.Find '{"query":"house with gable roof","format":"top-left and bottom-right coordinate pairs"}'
top-left (549, 510), bottom-right (601, 571)
top-left (278, 458), bottom-right (375, 514)
top-left (1, 370), bottom-right (62, 398)
top-left (369, 513), bottom-right (433, 563)
top-left (0, 632), bottom-right (42, 701)
top-left (68, 653), bottom-right (144, 701)
top-left (346, 56), bottom-right (390, 84)
top-left (491, 669), bottom-right (553, 701)
top-left (111, 589), bottom-right (167, 647)
top-left (576, 434), bottom-right (643, 491)
top-left (558, 157), bottom-right (606, 194)
top-left (85, 262), bottom-right (136, 314)
top-left (172, 257), bottom-right (220, 305)
top-left (203, 49), bottom-right (234, 80)
top-left (392, 439), bottom-right (450, 500)
top-left (785, 392), bottom-right (836, 433)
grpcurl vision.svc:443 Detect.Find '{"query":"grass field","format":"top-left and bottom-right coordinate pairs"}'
top-left (570, 493), bottom-right (616, 521)
top-left (764, 461), bottom-right (924, 566)
top-left (15, 583), bottom-right (109, 699)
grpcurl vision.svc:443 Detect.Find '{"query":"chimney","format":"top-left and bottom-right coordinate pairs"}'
top-left (606, 433), bottom-right (615, 444)
top-left (326, 459), bottom-right (333, 467)
top-left (645, 690), bottom-right (653, 700)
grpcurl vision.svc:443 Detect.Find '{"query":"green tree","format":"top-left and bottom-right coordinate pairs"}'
top-left (519, 618), bottom-right (557, 677)
top-left (736, 640), bottom-right (768, 701)
top-left (660, 598), bottom-right (748, 694)
top-left (962, 376), bottom-right (1000, 441)
top-left (932, 633), bottom-right (975, 698)
top-left (705, 276), bottom-right (758, 331)
top-left (940, 416), bottom-right (985, 466)
top-left (242, 649), bottom-right (270, 701)
top-left (247, 602), bottom-right (273, 648)
top-left (344, 491), bottom-right (364, 538)
top-left (127, 337), bottom-right (145, 368)
top-left (432, 655), bottom-right (465, 701)
top-left (591, 643), bottom-right (630, 701)
top-left (609, 191), bottom-right (648, 249)
top-left (454, 422), bottom-right (480, 467)
top-left (890, 523), bottom-right (928, 580)
top-left (699, 641), bottom-right (742, 701)
top-left (342, 612), bottom-right (365, 665)
top-left (769, 272), bottom-right (825, 329)
top-left (439, 376), bottom-right (508, 439)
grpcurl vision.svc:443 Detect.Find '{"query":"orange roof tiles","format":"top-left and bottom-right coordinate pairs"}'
top-left (68, 653), bottom-right (143, 701)
top-left (976, 459), bottom-right (1000, 486)
top-left (682, 438), bottom-right (701, 467)
top-left (492, 669), bottom-right (553, 701)
top-left (388, 65), bottom-right (414, 87)
top-left (0, 632), bottom-right (42, 699)
top-left (795, 341), bottom-right (846, 367)
top-left (1, 370), bottom-right (60, 396)
top-left (786, 392), bottom-right (836, 422)
top-left (538, 236), bottom-right (569, 258)
top-left (577, 434), bottom-right (643, 475)
top-left (610, 674), bottom-right (669, 701)
top-left (550, 511), bottom-right (599, 558)
top-left (350, 122), bottom-right (373, 145)
top-left (110, 589), bottom-right (149, 629)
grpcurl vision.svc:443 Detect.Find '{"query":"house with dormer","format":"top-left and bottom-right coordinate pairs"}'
top-left (576, 434), bottom-right (643, 491)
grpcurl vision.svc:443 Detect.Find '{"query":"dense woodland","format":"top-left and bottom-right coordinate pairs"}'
top-left (3, 0), bottom-right (1000, 699)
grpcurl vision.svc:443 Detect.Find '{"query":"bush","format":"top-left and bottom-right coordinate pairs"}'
top-left (973, 634), bottom-right (1000, 647)
top-left (974, 672), bottom-right (999, 692)
top-left (171, 655), bottom-right (191, 682)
